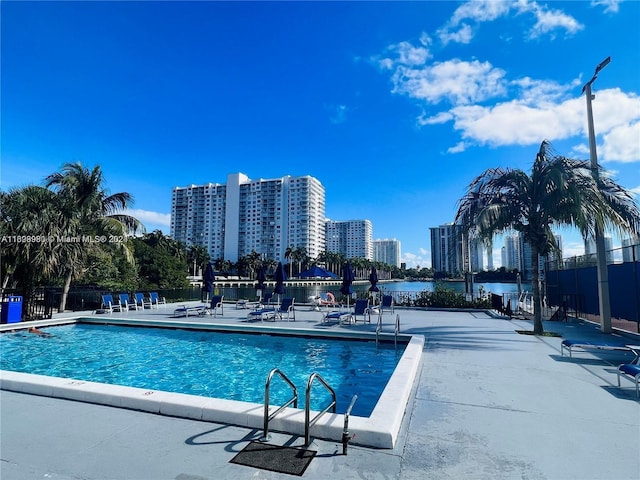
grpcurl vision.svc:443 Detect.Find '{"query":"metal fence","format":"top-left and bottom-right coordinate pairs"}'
top-left (545, 242), bottom-right (640, 328)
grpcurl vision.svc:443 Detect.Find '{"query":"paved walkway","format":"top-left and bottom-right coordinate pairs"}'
top-left (1, 304), bottom-right (639, 479)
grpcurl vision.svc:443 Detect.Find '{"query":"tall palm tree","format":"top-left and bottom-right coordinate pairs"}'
top-left (456, 141), bottom-right (640, 334)
top-left (45, 162), bottom-right (144, 311)
top-left (284, 245), bottom-right (295, 277)
top-left (0, 186), bottom-right (65, 316)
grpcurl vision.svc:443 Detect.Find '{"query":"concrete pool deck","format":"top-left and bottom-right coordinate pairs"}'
top-left (1, 304), bottom-right (639, 479)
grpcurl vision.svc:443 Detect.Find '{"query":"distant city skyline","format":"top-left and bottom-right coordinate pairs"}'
top-left (3, 2), bottom-right (639, 268)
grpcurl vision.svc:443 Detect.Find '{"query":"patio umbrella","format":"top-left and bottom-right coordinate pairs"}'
top-left (368, 266), bottom-right (379, 307)
top-left (255, 265), bottom-right (267, 300)
top-left (201, 262), bottom-right (215, 302)
top-left (340, 261), bottom-right (355, 308)
top-left (298, 265), bottom-right (339, 279)
top-left (273, 261), bottom-right (287, 305)
top-left (368, 267), bottom-right (379, 292)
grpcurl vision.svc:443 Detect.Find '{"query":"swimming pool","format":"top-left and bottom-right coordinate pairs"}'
top-left (1, 323), bottom-right (403, 417)
top-left (0, 317), bottom-right (424, 448)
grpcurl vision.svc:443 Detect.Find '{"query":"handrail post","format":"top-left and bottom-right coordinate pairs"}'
top-left (305, 372), bottom-right (337, 446)
top-left (342, 395), bottom-right (358, 455)
top-left (263, 368), bottom-right (298, 441)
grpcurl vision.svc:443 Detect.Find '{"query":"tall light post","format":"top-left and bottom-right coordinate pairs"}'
top-left (581, 56), bottom-right (612, 333)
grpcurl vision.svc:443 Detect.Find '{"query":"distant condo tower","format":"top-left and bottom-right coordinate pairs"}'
top-left (373, 238), bottom-right (401, 268)
top-left (325, 219), bottom-right (373, 261)
top-left (171, 173), bottom-right (326, 262)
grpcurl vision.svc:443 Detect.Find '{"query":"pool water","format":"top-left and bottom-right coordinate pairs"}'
top-left (0, 324), bottom-right (405, 417)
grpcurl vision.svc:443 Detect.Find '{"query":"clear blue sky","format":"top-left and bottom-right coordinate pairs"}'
top-left (2, 1), bottom-right (639, 268)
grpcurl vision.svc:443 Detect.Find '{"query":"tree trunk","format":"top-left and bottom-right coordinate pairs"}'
top-left (531, 246), bottom-right (544, 334)
top-left (59, 269), bottom-right (72, 312)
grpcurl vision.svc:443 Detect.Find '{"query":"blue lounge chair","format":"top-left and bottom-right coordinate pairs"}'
top-left (380, 295), bottom-right (394, 315)
top-left (119, 293), bottom-right (138, 311)
top-left (352, 299), bottom-right (371, 324)
top-left (209, 295), bottom-right (224, 316)
top-left (101, 294), bottom-right (121, 313)
top-left (134, 292), bottom-right (151, 310)
top-left (149, 292), bottom-right (166, 308)
top-left (276, 298), bottom-right (296, 321)
top-left (560, 339), bottom-right (631, 358)
top-left (617, 363), bottom-right (640, 397)
top-left (173, 304), bottom-right (208, 317)
top-left (247, 305), bottom-right (276, 321)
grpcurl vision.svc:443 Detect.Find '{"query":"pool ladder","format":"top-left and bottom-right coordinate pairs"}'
top-left (263, 368), bottom-right (356, 450)
top-left (376, 313), bottom-right (401, 348)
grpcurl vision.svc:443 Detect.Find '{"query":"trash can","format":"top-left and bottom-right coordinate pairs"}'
top-left (1, 296), bottom-right (23, 324)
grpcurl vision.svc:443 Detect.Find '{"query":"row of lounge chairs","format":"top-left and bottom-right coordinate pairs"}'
top-left (101, 293), bottom-right (166, 313)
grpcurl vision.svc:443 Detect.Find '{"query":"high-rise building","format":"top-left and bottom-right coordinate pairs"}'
top-left (585, 236), bottom-right (614, 263)
top-left (171, 173), bottom-right (325, 262)
top-left (325, 220), bottom-right (373, 260)
top-left (622, 237), bottom-right (640, 262)
top-left (373, 238), bottom-right (401, 268)
top-left (430, 223), bottom-right (465, 275)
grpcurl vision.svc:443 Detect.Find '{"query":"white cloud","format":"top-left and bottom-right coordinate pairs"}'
top-left (402, 251), bottom-right (431, 269)
top-left (591, 0), bottom-right (622, 14)
top-left (522, 2), bottom-right (584, 39)
top-left (124, 209), bottom-right (171, 230)
top-left (437, 0), bottom-right (582, 45)
top-left (391, 59), bottom-right (508, 105)
top-left (600, 121), bottom-right (640, 163)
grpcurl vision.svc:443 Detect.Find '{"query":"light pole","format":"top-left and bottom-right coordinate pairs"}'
top-left (581, 56), bottom-right (612, 333)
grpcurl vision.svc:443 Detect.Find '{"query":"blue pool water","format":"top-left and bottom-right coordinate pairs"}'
top-left (0, 324), bottom-right (405, 417)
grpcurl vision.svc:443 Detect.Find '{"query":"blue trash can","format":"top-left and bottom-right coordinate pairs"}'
top-left (1, 296), bottom-right (23, 324)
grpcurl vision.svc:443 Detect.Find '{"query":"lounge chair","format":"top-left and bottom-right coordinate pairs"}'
top-left (149, 292), bottom-right (166, 308)
top-left (209, 295), bottom-right (224, 317)
top-left (101, 294), bottom-right (121, 313)
top-left (134, 292), bottom-right (151, 310)
top-left (560, 339), bottom-right (631, 358)
top-left (380, 295), bottom-right (394, 314)
top-left (247, 305), bottom-right (277, 321)
top-left (276, 298), bottom-right (296, 321)
top-left (322, 301), bottom-right (351, 324)
top-left (119, 293), bottom-right (138, 311)
top-left (352, 299), bottom-right (371, 324)
top-left (173, 304), bottom-right (208, 317)
top-left (617, 363), bottom-right (640, 398)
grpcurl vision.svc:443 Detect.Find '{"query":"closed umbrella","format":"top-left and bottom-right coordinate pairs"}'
top-left (340, 261), bottom-right (355, 309)
top-left (255, 266), bottom-right (267, 301)
top-left (368, 267), bottom-right (379, 307)
top-left (202, 262), bottom-right (215, 302)
top-left (273, 262), bottom-right (287, 305)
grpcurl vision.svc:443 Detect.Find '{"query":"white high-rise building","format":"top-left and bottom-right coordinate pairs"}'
top-left (373, 238), bottom-right (401, 268)
top-left (325, 220), bottom-right (373, 260)
top-left (171, 173), bottom-right (325, 262)
top-left (622, 237), bottom-right (640, 262)
top-left (585, 236), bottom-right (614, 263)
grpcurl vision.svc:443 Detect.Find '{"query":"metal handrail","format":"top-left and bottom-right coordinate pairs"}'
top-left (304, 372), bottom-right (336, 446)
top-left (394, 313), bottom-right (400, 349)
top-left (375, 312), bottom-right (383, 345)
top-left (342, 394), bottom-right (358, 454)
top-left (263, 368), bottom-right (298, 441)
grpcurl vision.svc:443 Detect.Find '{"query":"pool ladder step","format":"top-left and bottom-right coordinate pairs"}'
top-left (262, 368), bottom-right (356, 449)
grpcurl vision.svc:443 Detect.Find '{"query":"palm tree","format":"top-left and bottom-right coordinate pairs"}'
top-left (284, 246), bottom-right (295, 277)
top-left (188, 245), bottom-right (210, 276)
top-left (0, 186), bottom-right (65, 316)
top-left (456, 141), bottom-right (640, 334)
top-left (45, 162), bottom-right (144, 311)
